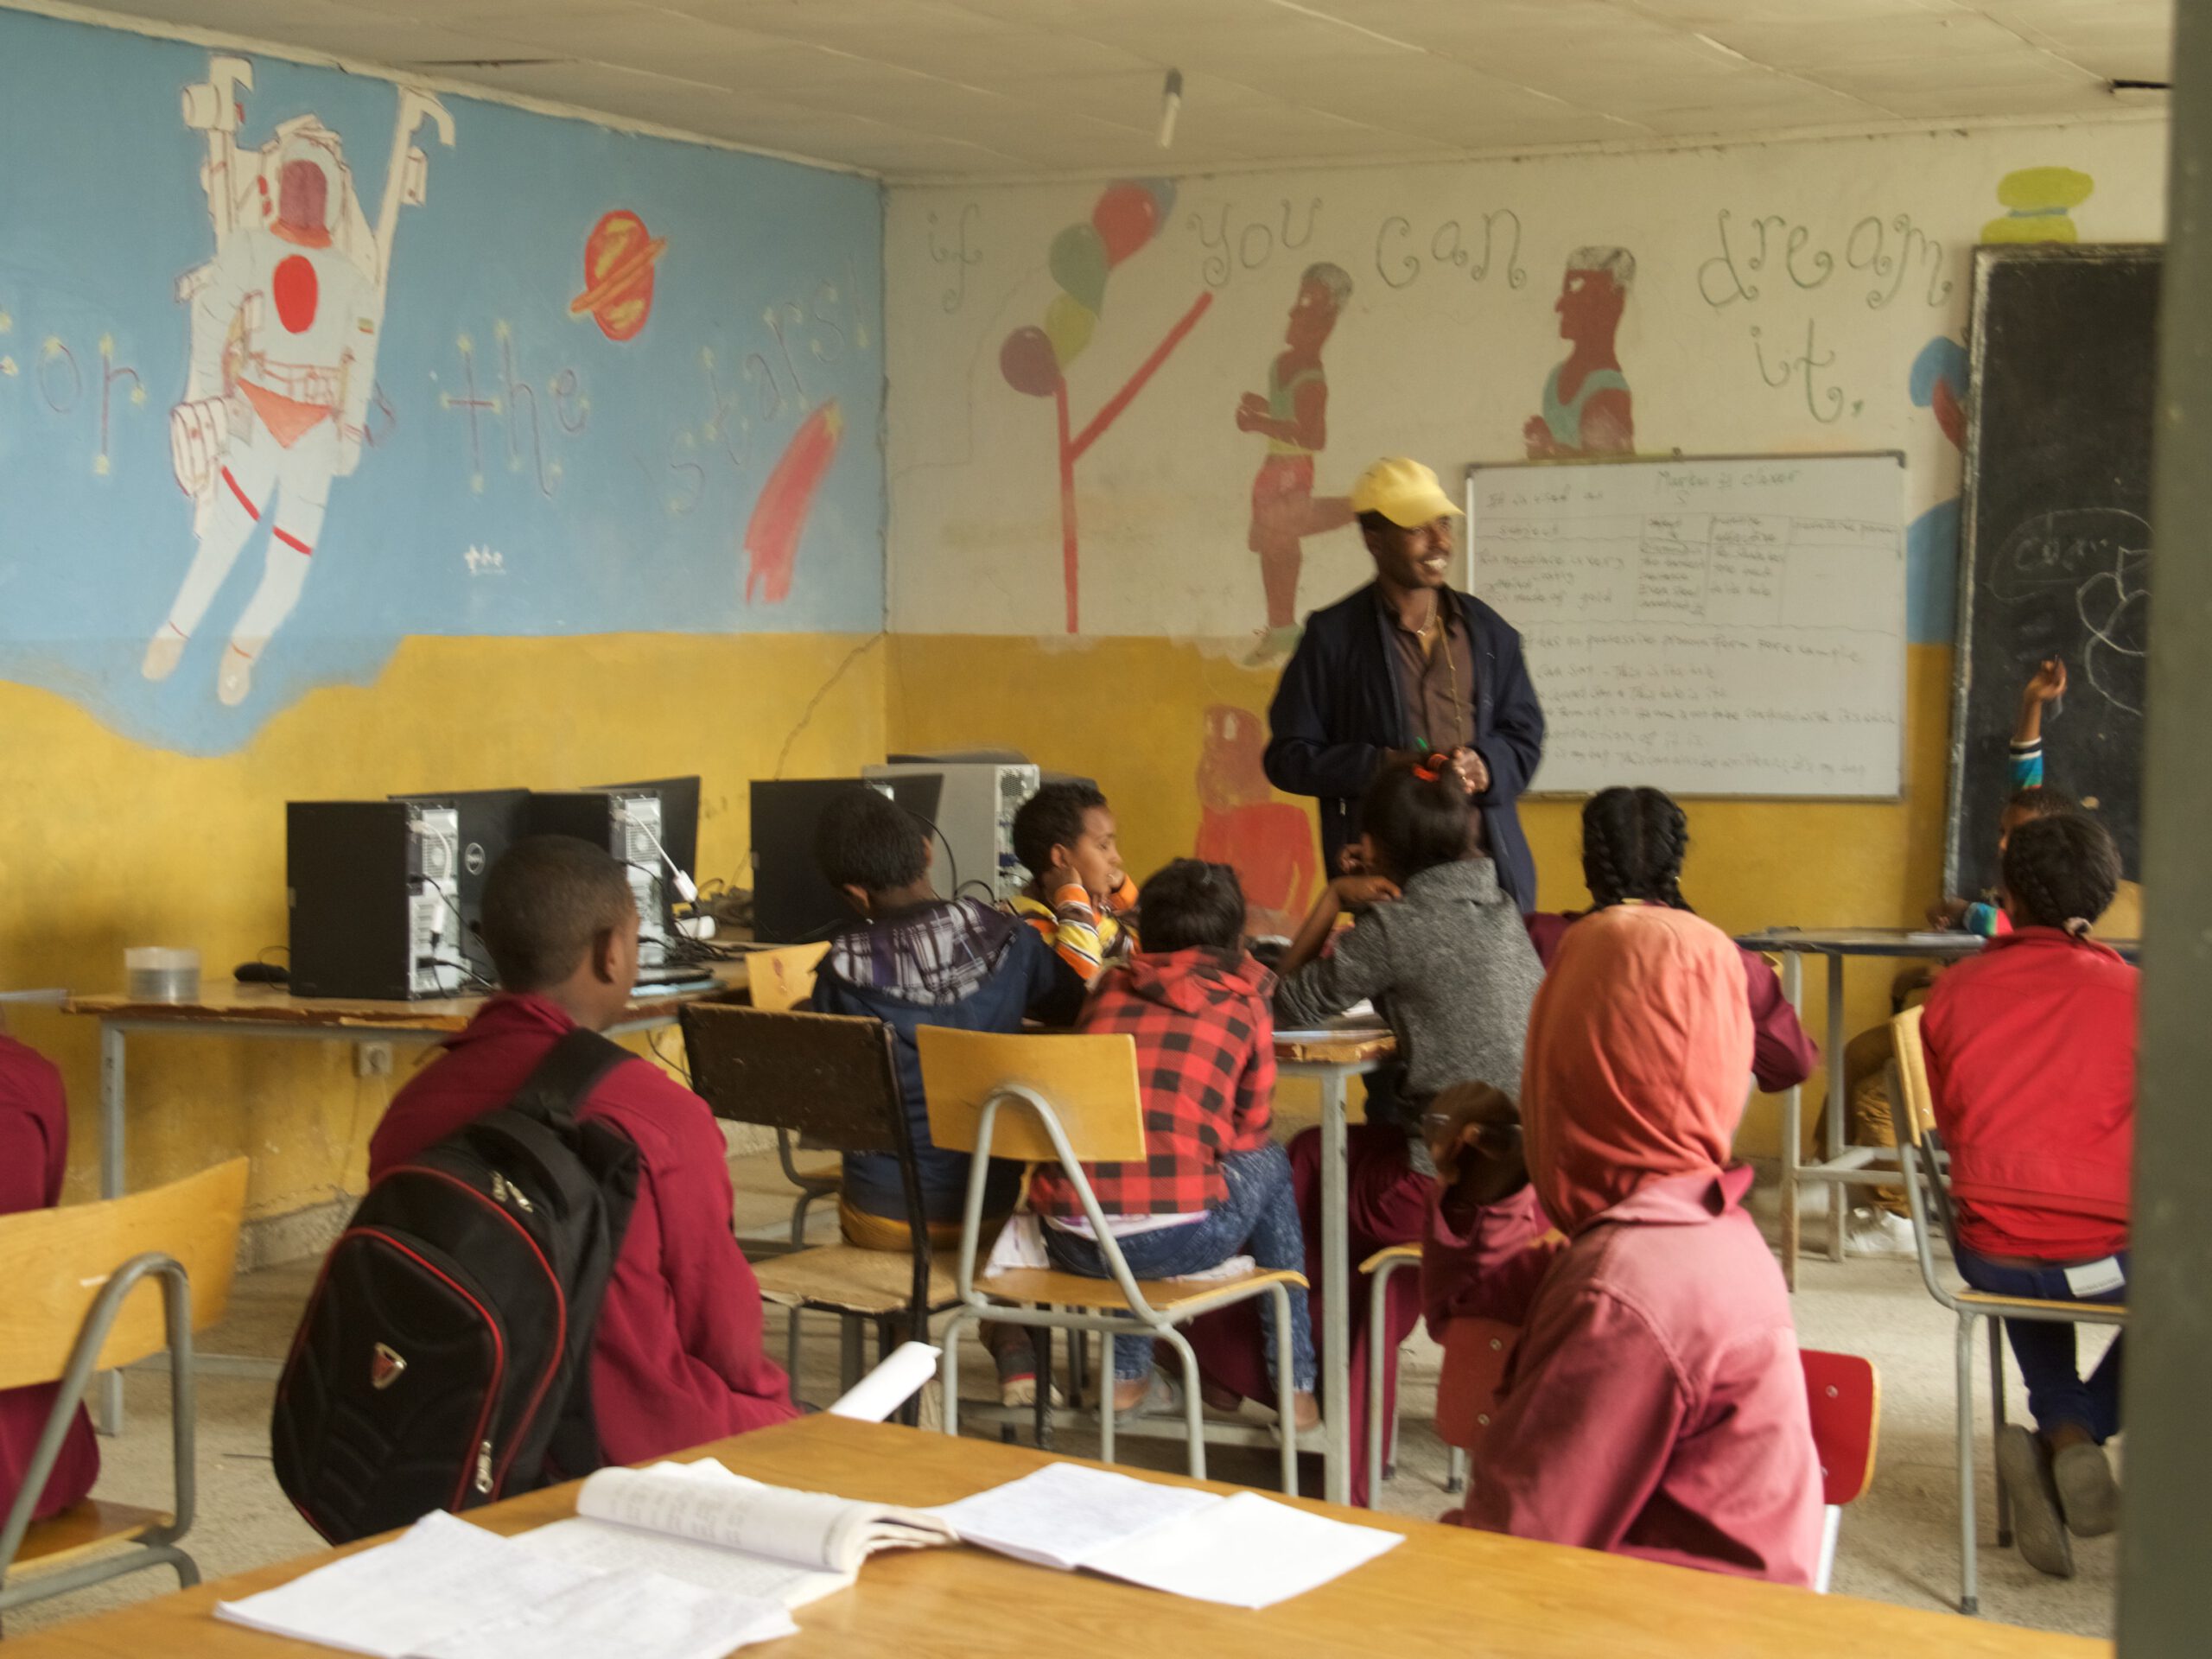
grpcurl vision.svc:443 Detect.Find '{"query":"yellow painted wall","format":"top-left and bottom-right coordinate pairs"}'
top-left (0, 631), bottom-right (885, 1220)
top-left (888, 632), bottom-right (1955, 1156)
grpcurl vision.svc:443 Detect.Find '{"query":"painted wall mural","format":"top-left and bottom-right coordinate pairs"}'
top-left (1195, 702), bottom-right (1316, 937)
top-left (1236, 263), bottom-right (1354, 664)
top-left (0, 10), bottom-right (883, 754)
top-left (999, 178), bottom-right (1207, 633)
top-left (1523, 246), bottom-right (1636, 460)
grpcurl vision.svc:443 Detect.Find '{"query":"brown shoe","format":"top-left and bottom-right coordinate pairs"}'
top-left (1998, 1425), bottom-right (2075, 1578)
top-left (2053, 1440), bottom-right (2120, 1537)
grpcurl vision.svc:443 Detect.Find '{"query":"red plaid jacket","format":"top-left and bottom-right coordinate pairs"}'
top-left (1027, 948), bottom-right (1277, 1219)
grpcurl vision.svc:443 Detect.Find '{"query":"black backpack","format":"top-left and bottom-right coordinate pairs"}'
top-left (272, 1027), bottom-right (641, 1543)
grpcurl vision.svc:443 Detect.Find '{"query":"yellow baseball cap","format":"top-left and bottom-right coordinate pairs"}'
top-left (1348, 457), bottom-right (1463, 528)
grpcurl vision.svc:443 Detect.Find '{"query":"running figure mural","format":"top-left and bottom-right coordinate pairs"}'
top-left (144, 56), bottom-right (454, 705)
top-left (1237, 262), bottom-right (1355, 665)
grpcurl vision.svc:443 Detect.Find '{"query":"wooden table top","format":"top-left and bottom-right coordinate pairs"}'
top-left (60, 966), bottom-right (750, 1033)
top-left (3, 1417), bottom-right (2104, 1659)
top-left (1274, 1028), bottom-right (1394, 1065)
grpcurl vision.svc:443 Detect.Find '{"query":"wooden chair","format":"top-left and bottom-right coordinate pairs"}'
top-left (745, 943), bottom-right (842, 1244)
top-left (1802, 1349), bottom-right (1880, 1594)
top-left (739, 943), bottom-right (841, 1377)
top-left (0, 1158), bottom-right (248, 1618)
top-left (1888, 1007), bottom-right (2126, 1617)
top-left (680, 1001), bottom-right (955, 1408)
top-left (918, 1026), bottom-right (1307, 1492)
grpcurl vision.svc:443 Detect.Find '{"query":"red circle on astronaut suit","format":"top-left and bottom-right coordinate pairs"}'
top-left (275, 255), bottom-right (319, 334)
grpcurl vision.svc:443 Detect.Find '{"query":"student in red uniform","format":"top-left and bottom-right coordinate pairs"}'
top-left (1923, 811), bottom-right (2135, 1580)
top-left (370, 837), bottom-right (794, 1467)
top-left (0, 1029), bottom-right (99, 1524)
top-left (1423, 903), bottom-right (1822, 1585)
top-left (1523, 786), bottom-right (1816, 1095)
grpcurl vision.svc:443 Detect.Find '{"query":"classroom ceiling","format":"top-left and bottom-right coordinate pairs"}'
top-left (73, 0), bottom-right (2172, 178)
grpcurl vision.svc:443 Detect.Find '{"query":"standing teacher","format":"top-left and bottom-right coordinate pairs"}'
top-left (1264, 457), bottom-right (1546, 912)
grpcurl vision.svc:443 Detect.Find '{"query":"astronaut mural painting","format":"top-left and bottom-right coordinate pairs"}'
top-left (143, 57), bottom-right (453, 706)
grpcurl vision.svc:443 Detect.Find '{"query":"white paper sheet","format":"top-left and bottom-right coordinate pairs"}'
top-left (213, 1513), bottom-right (596, 1659)
top-left (513, 1516), bottom-right (852, 1611)
top-left (1084, 1491), bottom-right (1403, 1609)
top-left (407, 1566), bottom-right (795, 1659)
top-left (925, 1462), bottom-right (1222, 1571)
top-left (827, 1341), bottom-right (941, 1421)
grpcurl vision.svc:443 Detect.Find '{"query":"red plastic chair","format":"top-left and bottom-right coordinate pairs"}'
top-left (1436, 1329), bottom-right (1878, 1593)
top-left (1802, 1349), bottom-right (1881, 1593)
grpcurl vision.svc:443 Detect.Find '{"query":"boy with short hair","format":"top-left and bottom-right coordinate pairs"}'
top-left (370, 836), bottom-right (794, 1466)
top-left (1030, 859), bottom-right (1319, 1428)
top-left (807, 785), bottom-right (1083, 1403)
top-left (1009, 780), bottom-right (1138, 982)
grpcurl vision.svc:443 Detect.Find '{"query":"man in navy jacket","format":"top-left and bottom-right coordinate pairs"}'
top-left (1264, 457), bottom-right (1546, 912)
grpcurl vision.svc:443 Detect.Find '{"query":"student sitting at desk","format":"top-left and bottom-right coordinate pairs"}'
top-left (1189, 756), bottom-right (1538, 1497)
top-left (807, 785), bottom-right (1084, 1407)
top-left (1030, 859), bottom-right (1319, 1428)
top-left (1923, 811), bottom-right (2136, 1580)
top-left (369, 837), bottom-right (795, 1466)
top-left (1422, 903), bottom-right (1822, 1586)
top-left (1007, 779), bottom-right (1138, 982)
top-left (1524, 786), bottom-right (1816, 1096)
top-left (0, 1028), bottom-right (99, 1524)
top-left (1930, 658), bottom-right (2075, 938)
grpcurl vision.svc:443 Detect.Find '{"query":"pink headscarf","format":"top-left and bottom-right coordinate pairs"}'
top-left (1521, 905), bottom-right (1753, 1235)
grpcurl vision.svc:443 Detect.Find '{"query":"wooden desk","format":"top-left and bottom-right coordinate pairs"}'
top-left (1733, 928), bottom-right (2139, 1285)
top-left (0, 1416), bottom-right (2103, 1659)
top-left (59, 967), bottom-right (747, 1428)
top-left (1273, 1027), bottom-right (1392, 1506)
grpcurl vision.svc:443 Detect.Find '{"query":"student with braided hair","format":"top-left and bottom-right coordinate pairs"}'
top-left (1923, 811), bottom-right (2136, 1580)
top-left (1524, 787), bottom-right (1816, 1096)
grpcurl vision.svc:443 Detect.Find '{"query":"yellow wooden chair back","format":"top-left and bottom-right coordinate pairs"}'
top-left (747, 941), bottom-right (831, 1013)
top-left (918, 1027), bottom-right (1147, 1164)
top-left (0, 1159), bottom-right (248, 1391)
top-left (1888, 1006), bottom-right (1936, 1146)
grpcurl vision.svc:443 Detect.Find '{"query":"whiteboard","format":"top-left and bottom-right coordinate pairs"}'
top-left (1465, 454), bottom-right (1907, 798)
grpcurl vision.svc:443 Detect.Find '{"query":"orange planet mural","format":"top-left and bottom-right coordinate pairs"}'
top-left (569, 209), bottom-right (667, 341)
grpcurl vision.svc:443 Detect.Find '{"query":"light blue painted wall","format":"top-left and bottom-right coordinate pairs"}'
top-left (0, 8), bottom-right (884, 754)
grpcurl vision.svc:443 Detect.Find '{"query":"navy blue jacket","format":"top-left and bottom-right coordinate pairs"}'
top-left (1264, 582), bottom-right (1546, 911)
top-left (808, 913), bottom-right (1082, 1224)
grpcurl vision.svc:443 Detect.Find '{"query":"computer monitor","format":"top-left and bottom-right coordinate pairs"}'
top-left (750, 775), bottom-right (944, 944)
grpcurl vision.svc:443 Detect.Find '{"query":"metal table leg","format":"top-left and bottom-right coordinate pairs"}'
top-left (1826, 952), bottom-right (1848, 1262)
top-left (1779, 954), bottom-right (1802, 1292)
top-left (98, 1021), bottom-right (126, 1435)
top-left (1319, 1066), bottom-right (1351, 1506)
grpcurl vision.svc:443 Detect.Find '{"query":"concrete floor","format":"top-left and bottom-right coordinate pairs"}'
top-left (7, 1150), bottom-right (2121, 1643)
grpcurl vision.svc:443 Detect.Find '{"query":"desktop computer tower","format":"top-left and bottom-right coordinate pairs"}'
top-left (387, 787), bottom-right (531, 982)
top-left (749, 775), bottom-right (944, 944)
top-left (862, 760), bottom-right (1041, 904)
top-left (288, 801), bottom-right (467, 999)
top-left (527, 789), bottom-right (676, 975)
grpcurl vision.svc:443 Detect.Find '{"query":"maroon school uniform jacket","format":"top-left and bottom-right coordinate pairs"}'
top-left (1424, 1169), bottom-right (1821, 1587)
top-left (0, 1034), bottom-right (100, 1522)
top-left (369, 995), bottom-right (795, 1465)
top-left (1525, 910), bottom-right (1818, 1095)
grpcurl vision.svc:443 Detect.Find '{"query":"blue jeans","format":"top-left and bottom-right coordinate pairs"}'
top-left (1044, 1141), bottom-right (1317, 1392)
top-left (1954, 1244), bottom-right (2127, 1442)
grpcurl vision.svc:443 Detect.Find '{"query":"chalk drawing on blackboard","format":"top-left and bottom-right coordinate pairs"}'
top-left (1988, 507), bottom-right (2151, 602)
top-left (143, 56), bottom-right (454, 707)
top-left (2077, 540), bottom-right (2150, 717)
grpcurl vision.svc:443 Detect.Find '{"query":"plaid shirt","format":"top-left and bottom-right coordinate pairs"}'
top-left (1027, 948), bottom-right (1277, 1219)
top-left (820, 897), bottom-right (1018, 1007)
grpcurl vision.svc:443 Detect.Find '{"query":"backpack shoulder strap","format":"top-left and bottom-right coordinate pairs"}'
top-left (509, 1027), bottom-right (634, 1128)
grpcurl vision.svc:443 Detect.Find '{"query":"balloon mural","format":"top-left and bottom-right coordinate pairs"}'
top-left (1000, 178), bottom-right (1212, 633)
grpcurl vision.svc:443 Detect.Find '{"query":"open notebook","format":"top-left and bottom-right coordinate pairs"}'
top-left (515, 1458), bottom-right (957, 1608)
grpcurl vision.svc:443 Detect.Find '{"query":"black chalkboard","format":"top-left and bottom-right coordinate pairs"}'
top-left (1947, 245), bottom-right (2158, 898)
